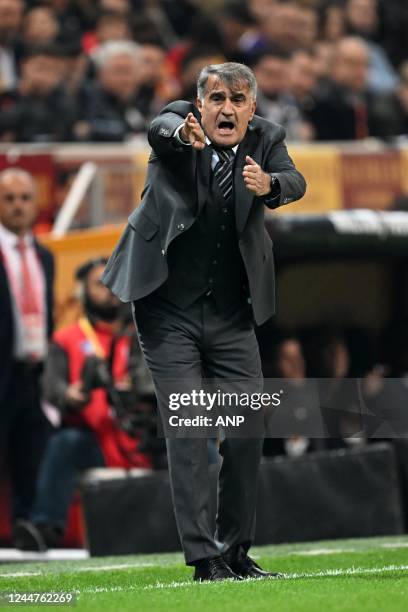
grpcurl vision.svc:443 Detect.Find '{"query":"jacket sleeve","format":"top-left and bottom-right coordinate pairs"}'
top-left (42, 341), bottom-right (70, 414)
top-left (148, 100), bottom-right (197, 156)
top-left (261, 126), bottom-right (307, 209)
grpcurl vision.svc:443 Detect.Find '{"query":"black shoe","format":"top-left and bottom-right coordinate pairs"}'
top-left (193, 556), bottom-right (243, 582)
top-left (13, 520), bottom-right (62, 552)
top-left (226, 552), bottom-right (283, 580)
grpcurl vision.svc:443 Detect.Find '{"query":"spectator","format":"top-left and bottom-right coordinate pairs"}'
top-left (75, 40), bottom-right (149, 141)
top-left (266, 336), bottom-right (306, 380)
top-left (304, 329), bottom-right (364, 443)
top-left (0, 44), bottom-right (77, 142)
top-left (288, 49), bottom-right (319, 140)
top-left (345, 0), bottom-right (397, 93)
top-left (313, 39), bottom-right (336, 80)
top-left (306, 36), bottom-right (381, 140)
top-left (99, 0), bottom-right (132, 14)
top-left (380, 0), bottom-right (408, 69)
top-left (59, 40), bottom-right (89, 100)
top-left (179, 47), bottom-right (226, 102)
top-left (39, 0), bottom-right (92, 46)
top-left (263, 336), bottom-right (315, 457)
top-left (0, 0), bottom-right (25, 94)
top-left (14, 257), bottom-right (153, 551)
top-left (248, 0), bottom-right (279, 22)
top-left (0, 168), bottom-right (54, 532)
top-left (21, 6), bottom-right (60, 48)
top-left (318, 1), bottom-right (346, 43)
top-left (371, 61), bottom-right (408, 140)
top-left (137, 41), bottom-right (178, 116)
top-left (297, 3), bottom-right (319, 51)
top-left (164, 13), bottom-right (224, 84)
top-left (345, 0), bottom-right (380, 41)
top-left (262, 2), bottom-right (317, 54)
top-left (217, 1), bottom-right (258, 62)
top-left (250, 46), bottom-right (303, 141)
top-left (87, 10), bottom-right (133, 51)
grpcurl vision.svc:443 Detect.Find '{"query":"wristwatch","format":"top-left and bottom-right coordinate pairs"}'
top-left (266, 174), bottom-right (281, 200)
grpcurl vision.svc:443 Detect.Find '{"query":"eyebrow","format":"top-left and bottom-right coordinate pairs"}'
top-left (209, 90), bottom-right (247, 98)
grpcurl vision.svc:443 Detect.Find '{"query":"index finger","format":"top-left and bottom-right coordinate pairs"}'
top-left (186, 112), bottom-right (199, 125)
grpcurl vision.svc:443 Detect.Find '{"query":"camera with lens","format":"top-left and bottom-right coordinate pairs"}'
top-left (80, 354), bottom-right (158, 439)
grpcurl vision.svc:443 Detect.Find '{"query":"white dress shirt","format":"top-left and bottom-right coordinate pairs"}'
top-left (0, 223), bottom-right (47, 360)
top-left (173, 123), bottom-right (238, 169)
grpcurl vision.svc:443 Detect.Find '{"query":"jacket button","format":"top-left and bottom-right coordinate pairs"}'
top-left (177, 223), bottom-right (185, 231)
top-left (161, 249), bottom-right (165, 255)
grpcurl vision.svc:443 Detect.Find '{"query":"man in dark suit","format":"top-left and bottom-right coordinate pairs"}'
top-left (103, 62), bottom-right (306, 581)
top-left (0, 168), bottom-right (54, 536)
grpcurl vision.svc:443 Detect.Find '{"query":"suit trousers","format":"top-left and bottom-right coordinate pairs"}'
top-left (0, 362), bottom-right (53, 522)
top-left (133, 292), bottom-right (264, 565)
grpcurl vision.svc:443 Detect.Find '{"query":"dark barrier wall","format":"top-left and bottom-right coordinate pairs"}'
top-left (255, 443), bottom-right (404, 545)
top-left (81, 443), bottom-right (404, 556)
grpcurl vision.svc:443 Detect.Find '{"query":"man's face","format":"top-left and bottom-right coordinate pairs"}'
top-left (346, 0), bottom-right (378, 34)
top-left (333, 42), bottom-right (369, 92)
top-left (99, 53), bottom-right (142, 100)
top-left (23, 7), bottom-right (59, 45)
top-left (0, 0), bottom-right (24, 43)
top-left (86, 265), bottom-right (121, 312)
top-left (289, 52), bottom-right (318, 99)
top-left (0, 173), bottom-right (37, 236)
top-left (254, 56), bottom-right (288, 100)
top-left (276, 340), bottom-right (305, 379)
top-left (140, 44), bottom-right (165, 86)
top-left (196, 76), bottom-right (256, 147)
top-left (21, 54), bottom-right (62, 95)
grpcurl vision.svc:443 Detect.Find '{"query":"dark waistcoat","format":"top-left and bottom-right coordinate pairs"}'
top-left (155, 172), bottom-right (248, 310)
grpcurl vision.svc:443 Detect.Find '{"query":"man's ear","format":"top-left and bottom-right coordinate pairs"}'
top-left (196, 97), bottom-right (203, 113)
top-left (250, 99), bottom-right (256, 121)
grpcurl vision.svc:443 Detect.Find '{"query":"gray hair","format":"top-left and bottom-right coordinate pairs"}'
top-left (93, 40), bottom-right (142, 70)
top-left (197, 62), bottom-right (257, 101)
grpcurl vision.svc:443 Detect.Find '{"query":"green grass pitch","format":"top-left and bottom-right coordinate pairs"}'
top-left (1, 536), bottom-right (408, 611)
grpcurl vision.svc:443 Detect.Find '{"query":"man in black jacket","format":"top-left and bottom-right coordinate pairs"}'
top-left (0, 168), bottom-right (54, 536)
top-left (103, 62), bottom-right (306, 581)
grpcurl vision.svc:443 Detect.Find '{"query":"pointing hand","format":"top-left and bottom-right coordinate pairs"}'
top-left (180, 113), bottom-right (206, 150)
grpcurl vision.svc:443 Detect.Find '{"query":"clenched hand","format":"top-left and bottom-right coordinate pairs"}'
top-left (242, 155), bottom-right (271, 196)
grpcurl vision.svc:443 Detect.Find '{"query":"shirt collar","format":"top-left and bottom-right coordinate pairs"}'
top-left (0, 223), bottom-right (33, 249)
top-left (205, 136), bottom-right (239, 154)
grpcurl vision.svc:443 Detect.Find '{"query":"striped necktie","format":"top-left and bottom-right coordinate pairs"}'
top-left (213, 147), bottom-right (235, 202)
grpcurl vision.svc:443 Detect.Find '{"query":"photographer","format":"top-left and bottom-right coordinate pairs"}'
top-left (14, 258), bottom-right (153, 552)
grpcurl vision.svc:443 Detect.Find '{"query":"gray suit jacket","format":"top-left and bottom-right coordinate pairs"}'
top-left (103, 100), bottom-right (306, 325)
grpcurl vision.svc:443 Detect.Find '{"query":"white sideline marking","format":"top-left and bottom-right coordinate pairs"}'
top-left (3, 542), bottom-right (408, 579)
top-left (292, 548), bottom-right (351, 556)
top-left (141, 564), bottom-right (408, 590)
top-left (72, 564), bottom-right (408, 595)
top-left (285, 542), bottom-right (408, 557)
top-left (1, 571), bottom-right (42, 578)
top-left (0, 561), bottom-right (155, 578)
top-left (77, 562), bottom-right (155, 573)
top-left (0, 549), bottom-right (88, 563)
top-left (379, 542), bottom-right (408, 549)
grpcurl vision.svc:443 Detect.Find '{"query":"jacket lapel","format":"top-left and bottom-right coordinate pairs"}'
top-left (234, 125), bottom-right (262, 235)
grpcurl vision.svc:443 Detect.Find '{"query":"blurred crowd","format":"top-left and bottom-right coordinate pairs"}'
top-left (0, 0), bottom-right (407, 144)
